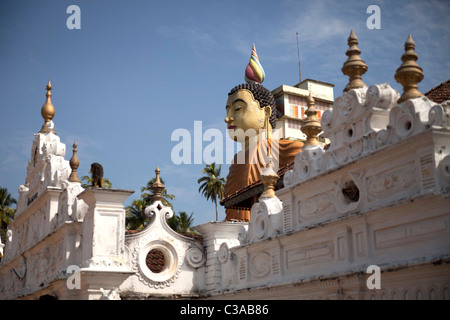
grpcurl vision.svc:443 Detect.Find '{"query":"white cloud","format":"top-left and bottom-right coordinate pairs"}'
top-left (276, 1), bottom-right (349, 48)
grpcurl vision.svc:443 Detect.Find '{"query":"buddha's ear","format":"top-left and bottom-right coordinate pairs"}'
top-left (263, 106), bottom-right (272, 119)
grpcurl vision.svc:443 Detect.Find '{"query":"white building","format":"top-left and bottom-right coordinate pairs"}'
top-left (1, 32), bottom-right (449, 300)
top-left (273, 79), bottom-right (334, 141)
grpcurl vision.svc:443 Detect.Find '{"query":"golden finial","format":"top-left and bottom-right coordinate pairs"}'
top-left (301, 92), bottom-right (322, 147)
top-left (259, 167), bottom-right (279, 199)
top-left (39, 79), bottom-right (56, 134)
top-left (151, 167), bottom-right (165, 202)
top-left (342, 29), bottom-right (368, 92)
top-left (68, 140), bottom-right (81, 183)
top-left (259, 150), bottom-right (279, 199)
top-left (394, 34), bottom-right (424, 103)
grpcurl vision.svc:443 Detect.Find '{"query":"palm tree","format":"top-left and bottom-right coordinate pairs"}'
top-left (140, 177), bottom-right (175, 209)
top-left (167, 211), bottom-right (201, 242)
top-left (177, 211), bottom-right (195, 233)
top-left (168, 211), bottom-right (195, 233)
top-left (198, 163), bottom-right (226, 221)
top-left (125, 198), bottom-right (147, 231)
top-left (0, 187), bottom-right (17, 245)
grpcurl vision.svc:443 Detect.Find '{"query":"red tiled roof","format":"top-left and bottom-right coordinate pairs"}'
top-left (425, 79), bottom-right (450, 104)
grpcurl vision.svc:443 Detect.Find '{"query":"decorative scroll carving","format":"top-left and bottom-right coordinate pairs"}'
top-left (242, 197), bottom-right (283, 244)
top-left (284, 145), bottom-right (326, 187)
top-left (365, 83), bottom-right (399, 111)
top-left (186, 246), bottom-right (206, 269)
top-left (217, 242), bottom-right (230, 264)
top-left (143, 201), bottom-right (174, 220)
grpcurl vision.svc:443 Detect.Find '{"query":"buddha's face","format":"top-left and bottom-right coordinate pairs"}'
top-left (225, 89), bottom-right (271, 142)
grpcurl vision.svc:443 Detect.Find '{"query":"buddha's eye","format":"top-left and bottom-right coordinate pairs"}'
top-left (231, 99), bottom-right (246, 112)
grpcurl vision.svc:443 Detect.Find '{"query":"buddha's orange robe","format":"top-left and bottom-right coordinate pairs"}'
top-left (224, 139), bottom-right (303, 221)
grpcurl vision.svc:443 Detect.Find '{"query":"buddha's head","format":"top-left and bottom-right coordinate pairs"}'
top-left (225, 83), bottom-right (277, 142)
top-left (225, 44), bottom-right (277, 145)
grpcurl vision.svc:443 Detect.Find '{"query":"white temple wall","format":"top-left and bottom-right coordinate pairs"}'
top-left (205, 83), bottom-right (450, 299)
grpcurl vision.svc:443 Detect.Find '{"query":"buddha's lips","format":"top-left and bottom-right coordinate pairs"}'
top-left (228, 125), bottom-right (237, 129)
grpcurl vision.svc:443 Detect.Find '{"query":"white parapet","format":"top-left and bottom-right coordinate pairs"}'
top-left (76, 187), bottom-right (134, 300)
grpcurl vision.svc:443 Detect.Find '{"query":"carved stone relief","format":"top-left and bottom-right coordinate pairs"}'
top-left (298, 193), bottom-right (335, 223)
top-left (126, 200), bottom-right (205, 290)
top-left (286, 241), bottom-right (334, 269)
top-left (248, 251), bottom-right (271, 278)
top-left (366, 162), bottom-right (417, 201)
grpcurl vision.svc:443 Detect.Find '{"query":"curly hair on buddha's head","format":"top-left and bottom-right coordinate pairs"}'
top-left (228, 83), bottom-right (277, 129)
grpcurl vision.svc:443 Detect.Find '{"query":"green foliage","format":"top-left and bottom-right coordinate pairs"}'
top-left (125, 198), bottom-right (147, 231)
top-left (167, 211), bottom-right (196, 234)
top-left (0, 187), bottom-right (17, 248)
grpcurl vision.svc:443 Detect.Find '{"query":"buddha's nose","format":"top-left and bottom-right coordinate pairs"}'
top-left (225, 116), bottom-right (234, 123)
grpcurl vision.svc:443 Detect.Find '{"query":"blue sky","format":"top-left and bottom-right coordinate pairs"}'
top-left (0, 0), bottom-right (449, 226)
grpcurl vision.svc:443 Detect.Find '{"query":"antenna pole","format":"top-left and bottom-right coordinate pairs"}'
top-left (296, 32), bottom-right (301, 82)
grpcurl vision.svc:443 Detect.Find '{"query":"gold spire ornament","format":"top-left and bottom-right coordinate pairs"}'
top-left (68, 140), bottom-right (81, 183)
top-left (39, 79), bottom-right (56, 134)
top-left (151, 167), bottom-right (165, 202)
top-left (259, 162), bottom-right (279, 199)
top-left (301, 92), bottom-right (322, 147)
top-left (342, 29), bottom-right (368, 92)
top-left (394, 34), bottom-right (424, 103)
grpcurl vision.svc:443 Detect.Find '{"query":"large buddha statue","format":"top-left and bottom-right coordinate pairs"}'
top-left (224, 44), bottom-right (303, 221)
